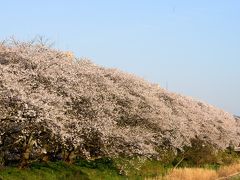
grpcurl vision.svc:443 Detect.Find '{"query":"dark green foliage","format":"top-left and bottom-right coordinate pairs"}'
top-left (76, 158), bottom-right (117, 171)
top-left (180, 138), bottom-right (218, 167)
top-left (216, 149), bottom-right (239, 165)
top-left (171, 138), bottom-right (240, 168)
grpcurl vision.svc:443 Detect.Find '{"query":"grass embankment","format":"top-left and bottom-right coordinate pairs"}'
top-left (1, 139), bottom-right (240, 180)
top-left (2, 159), bottom-right (240, 180)
top-left (0, 160), bottom-right (120, 180)
top-left (0, 158), bottom-right (170, 180)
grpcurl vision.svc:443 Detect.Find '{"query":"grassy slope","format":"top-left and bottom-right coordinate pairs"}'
top-left (0, 162), bottom-right (121, 180)
top-left (0, 158), bottom-right (170, 180)
top-left (1, 149), bottom-right (240, 180)
top-left (2, 161), bottom-right (240, 180)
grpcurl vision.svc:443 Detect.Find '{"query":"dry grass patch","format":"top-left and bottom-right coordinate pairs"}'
top-left (159, 163), bottom-right (240, 180)
top-left (217, 163), bottom-right (240, 179)
top-left (164, 168), bottom-right (218, 180)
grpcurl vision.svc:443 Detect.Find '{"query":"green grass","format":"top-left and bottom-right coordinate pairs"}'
top-left (0, 162), bottom-right (85, 180)
top-left (0, 158), bottom-right (170, 180)
top-left (0, 161), bottom-right (122, 180)
top-left (1, 147), bottom-right (239, 180)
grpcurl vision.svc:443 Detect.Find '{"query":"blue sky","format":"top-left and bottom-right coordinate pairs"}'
top-left (0, 0), bottom-right (239, 115)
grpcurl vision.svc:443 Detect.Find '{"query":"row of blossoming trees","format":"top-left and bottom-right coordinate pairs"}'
top-left (0, 39), bottom-right (239, 167)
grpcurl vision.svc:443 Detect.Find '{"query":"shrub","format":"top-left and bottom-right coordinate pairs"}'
top-left (174, 138), bottom-right (218, 167)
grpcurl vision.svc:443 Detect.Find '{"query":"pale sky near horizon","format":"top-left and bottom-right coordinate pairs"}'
top-left (0, 0), bottom-right (239, 115)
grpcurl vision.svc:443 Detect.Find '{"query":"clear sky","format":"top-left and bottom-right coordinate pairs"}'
top-left (0, 0), bottom-right (239, 115)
